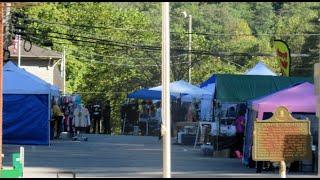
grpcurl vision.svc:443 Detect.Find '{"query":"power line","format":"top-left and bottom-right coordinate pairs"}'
top-left (27, 32), bottom-right (313, 71)
top-left (24, 30), bottom-right (318, 60)
top-left (16, 16), bottom-right (320, 37)
top-left (54, 41), bottom-right (188, 59)
top-left (67, 52), bottom-right (191, 67)
top-left (21, 17), bottom-right (162, 33)
top-left (11, 17), bottom-right (320, 57)
top-left (15, 23), bottom-right (319, 58)
top-left (66, 53), bottom-right (159, 67)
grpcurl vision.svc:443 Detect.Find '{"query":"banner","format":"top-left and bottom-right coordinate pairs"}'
top-left (274, 40), bottom-right (291, 76)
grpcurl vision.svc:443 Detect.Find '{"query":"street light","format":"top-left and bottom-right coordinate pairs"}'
top-left (182, 11), bottom-right (192, 83)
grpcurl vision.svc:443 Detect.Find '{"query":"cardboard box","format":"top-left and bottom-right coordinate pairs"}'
top-left (213, 148), bottom-right (231, 158)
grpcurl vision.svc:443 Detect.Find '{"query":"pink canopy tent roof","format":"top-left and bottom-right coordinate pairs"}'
top-left (251, 82), bottom-right (316, 120)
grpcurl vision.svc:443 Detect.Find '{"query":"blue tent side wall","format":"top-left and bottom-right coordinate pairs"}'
top-left (3, 94), bottom-right (49, 145)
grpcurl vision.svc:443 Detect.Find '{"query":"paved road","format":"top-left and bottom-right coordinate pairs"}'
top-left (2, 133), bottom-right (318, 178)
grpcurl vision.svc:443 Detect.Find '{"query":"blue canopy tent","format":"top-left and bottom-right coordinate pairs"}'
top-left (3, 61), bottom-right (53, 145)
top-left (128, 88), bottom-right (177, 100)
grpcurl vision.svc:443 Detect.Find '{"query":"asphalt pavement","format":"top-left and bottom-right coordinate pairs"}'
top-left (2, 133), bottom-right (318, 178)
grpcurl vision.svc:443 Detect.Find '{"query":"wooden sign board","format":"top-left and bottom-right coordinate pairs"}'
top-left (252, 106), bottom-right (312, 162)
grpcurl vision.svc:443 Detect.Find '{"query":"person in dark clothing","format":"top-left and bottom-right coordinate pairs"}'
top-left (86, 102), bottom-right (93, 133)
top-left (92, 100), bottom-right (102, 134)
top-left (171, 98), bottom-right (185, 139)
top-left (235, 110), bottom-right (245, 155)
top-left (120, 99), bottom-right (139, 134)
top-left (120, 103), bottom-right (128, 134)
top-left (103, 100), bottom-right (111, 134)
top-left (127, 99), bottom-right (139, 122)
top-left (256, 161), bottom-right (263, 173)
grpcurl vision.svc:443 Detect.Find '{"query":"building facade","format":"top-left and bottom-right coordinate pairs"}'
top-left (7, 40), bottom-right (63, 91)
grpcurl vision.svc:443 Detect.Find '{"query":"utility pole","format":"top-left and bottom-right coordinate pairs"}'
top-left (182, 11), bottom-right (192, 83)
top-left (188, 14), bottom-right (192, 83)
top-left (18, 32), bottom-right (21, 67)
top-left (318, 17), bottom-right (320, 176)
top-left (0, 2), bottom-right (4, 173)
top-left (63, 48), bottom-right (66, 95)
top-left (162, 2), bottom-right (171, 178)
top-left (3, 3), bottom-right (11, 59)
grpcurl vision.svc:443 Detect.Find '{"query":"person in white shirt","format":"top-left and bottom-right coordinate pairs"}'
top-left (155, 101), bottom-right (162, 141)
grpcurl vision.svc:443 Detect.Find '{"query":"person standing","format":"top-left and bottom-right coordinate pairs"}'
top-left (171, 98), bottom-right (185, 139)
top-left (103, 100), bottom-right (111, 134)
top-left (86, 102), bottom-right (93, 134)
top-left (235, 110), bottom-right (245, 156)
top-left (53, 101), bottom-right (63, 139)
top-left (92, 100), bottom-right (102, 134)
top-left (155, 101), bottom-right (162, 141)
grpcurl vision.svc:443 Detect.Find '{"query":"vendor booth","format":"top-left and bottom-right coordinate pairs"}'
top-left (208, 74), bottom-right (313, 157)
top-left (126, 80), bottom-right (211, 138)
top-left (195, 61), bottom-right (277, 122)
top-left (3, 61), bottom-right (59, 145)
top-left (126, 88), bottom-right (177, 136)
top-left (244, 82), bottom-right (317, 171)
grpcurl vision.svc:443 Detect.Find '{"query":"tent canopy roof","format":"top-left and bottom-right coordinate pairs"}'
top-left (128, 80), bottom-right (211, 100)
top-left (128, 88), bottom-right (176, 100)
top-left (245, 62), bottom-right (277, 76)
top-left (4, 61), bottom-right (59, 95)
top-left (249, 82), bottom-right (315, 113)
top-left (200, 62), bottom-right (276, 89)
top-left (149, 80), bottom-right (211, 96)
top-left (214, 74), bottom-right (313, 103)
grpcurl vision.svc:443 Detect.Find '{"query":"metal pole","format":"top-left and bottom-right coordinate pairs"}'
top-left (162, 2), bottom-right (171, 178)
top-left (18, 34), bottom-right (21, 67)
top-left (279, 161), bottom-right (286, 178)
top-left (20, 146), bottom-right (24, 176)
top-left (318, 18), bottom-right (320, 63)
top-left (318, 18), bottom-right (320, 176)
top-left (0, 2), bottom-right (4, 172)
top-left (3, 3), bottom-right (11, 52)
top-left (63, 48), bottom-right (66, 95)
top-left (188, 15), bottom-right (192, 83)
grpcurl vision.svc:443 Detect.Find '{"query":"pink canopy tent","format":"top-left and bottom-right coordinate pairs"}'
top-left (251, 82), bottom-right (316, 120)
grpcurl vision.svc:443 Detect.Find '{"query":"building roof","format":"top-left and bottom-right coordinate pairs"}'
top-left (8, 39), bottom-right (61, 59)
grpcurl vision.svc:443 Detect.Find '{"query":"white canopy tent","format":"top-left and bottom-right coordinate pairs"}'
top-left (245, 61), bottom-right (277, 76)
top-left (149, 80), bottom-right (212, 121)
top-left (180, 83), bottom-right (214, 121)
top-left (149, 80), bottom-right (212, 98)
